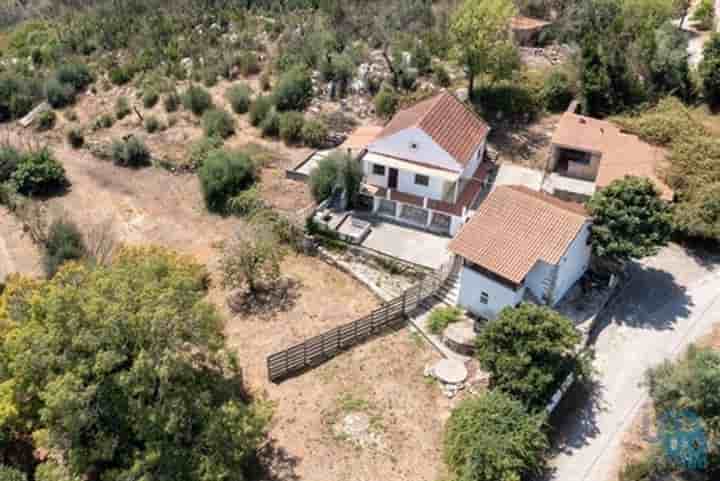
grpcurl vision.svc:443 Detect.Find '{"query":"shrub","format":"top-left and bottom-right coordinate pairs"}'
top-left (45, 78), bottom-right (76, 108)
top-left (700, 33), bottom-right (720, 107)
top-left (0, 145), bottom-right (22, 183)
top-left (227, 185), bottom-right (264, 217)
top-left (67, 128), bottom-right (84, 149)
top-left (273, 66), bottom-right (313, 111)
top-left (188, 136), bottom-right (224, 169)
top-left (278, 111), bottom-right (305, 144)
top-left (541, 69), bottom-right (574, 112)
top-left (198, 149), bottom-right (257, 213)
top-left (181, 85), bottom-right (213, 116)
top-left (202, 108), bottom-right (236, 139)
top-left (142, 90), bottom-right (159, 109)
top-left (96, 113), bottom-right (115, 130)
top-left (473, 79), bottom-right (544, 124)
top-left (144, 115), bottom-right (160, 133)
top-left (444, 390), bottom-right (548, 481)
top-left (44, 217), bottom-right (86, 278)
top-left (236, 51), bottom-right (261, 76)
top-left (260, 71), bottom-right (272, 91)
top-left (109, 65), bottom-right (132, 85)
top-left (115, 96), bottom-right (131, 119)
top-left (374, 87), bottom-right (398, 118)
top-left (164, 92), bottom-right (180, 112)
top-left (259, 108), bottom-right (280, 137)
top-left (36, 110), bottom-right (56, 132)
top-left (301, 119), bottom-right (328, 148)
top-left (692, 0), bottom-right (715, 30)
top-left (428, 306), bottom-right (463, 334)
top-left (55, 62), bottom-right (93, 91)
top-left (433, 64), bottom-right (451, 88)
top-left (0, 71), bottom-right (43, 121)
top-left (249, 95), bottom-right (273, 126)
top-left (226, 84), bottom-right (252, 114)
top-left (11, 148), bottom-right (68, 196)
top-left (111, 136), bottom-right (151, 168)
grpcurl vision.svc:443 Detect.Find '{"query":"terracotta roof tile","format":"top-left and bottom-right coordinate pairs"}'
top-left (374, 91), bottom-right (490, 167)
top-left (448, 186), bottom-right (589, 284)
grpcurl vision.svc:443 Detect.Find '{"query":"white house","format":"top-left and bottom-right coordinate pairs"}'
top-left (357, 91), bottom-right (492, 236)
top-left (448, 186), bottom-right (592, 320)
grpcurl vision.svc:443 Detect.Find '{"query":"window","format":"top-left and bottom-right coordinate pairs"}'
top-left (414, 174), bottom-right (430, 186)
top-left (480, 292), bottom-right (489, 305)
top-left (372, 164), bottom-right (386, 176)
top-left (409, 141), bottom-right (419, 151)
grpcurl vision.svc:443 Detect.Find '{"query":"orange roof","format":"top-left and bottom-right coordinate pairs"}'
top-left (511, 15), bottom-right (551, 31)
top-left (449, 186), bottom-right (589, 285)
top-left (374, 91), bottom-right (490, 167)
top-left (553, 112), bottom-right (673, 200)
top-left (341, 125), bottom-right (384, 151)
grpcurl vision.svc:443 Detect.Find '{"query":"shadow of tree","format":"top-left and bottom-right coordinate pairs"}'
top-left (248, 438), bottom-right (301, 481)
top-left (227, 277), bottom-right (302, 318)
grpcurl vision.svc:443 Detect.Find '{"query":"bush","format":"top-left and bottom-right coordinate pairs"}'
top-left (428, 306), bottom-right (463, 334)
top-left (444, 390), bottom-right (548, 481)
top-left (164, 92), bottom-right (180, 112)
top-left (700, 33), bottom-right (720, 107)
top-left (144, 115), bottom-right (160, 133)
top-left (227, 185), bottom-right (264, 217)
top-left (111, 136), bottom-right (151, 168)
top-left (11, 148), bottom-right (68, 196)
top-left (95, 113), bottom-right (115, 130)
top-left (36, 110), bottom-right (56, 132)
top-left (198, 149), bottom-right (257, 213)
top-left (44, 217), bottom-right (86, 278)
top-left (67, 128), bottom-right (84, 149)
top-left (433, 64), bottom-right (451, 88)
top-left (374, 87), bottom-right (398, 118)
top-left (473, 79), bottom-right (543, 124)
top-left (181, 85), bottom-right (213, 116)
top-left (278, 111), bottom-right (305, 144)
top-left (301, 119), bottom-right (328, 148)
top-left (249, 95), bottom-right (273, 126)
top-left (142, 90), bottom-right (159, 109)
top-left (476, 304), bottom-right (583, 410)
top-left (109, 65), bottom-right (132, 85)
top-left (236, 51), bottom-right (261, 76)
top-left (202, 108), bottom-right (236, 139)
top-left (260, 71), bottom-right (272, 91)
top-left (45, 78), bottom-right (76, 108)
top-left (273, 66), bottom-right (313, 111)
top-left (115, 96), bottom-right (131, 120)
top-left (0, 71), bottom-right (44, 122)
top-left (0, 145), bottom-right (21, 183)
top-left (226, 84), bottom-right (252, 114)
top-left (260, 108), bottom-right (280, 137)
top-left (692, 0), bottom-right (715, 30)
top-left (541, 69), bottom-right (574, 112)
top-left (188, 136), bottom-right (224, 169)
top-left (55, 62), bottom-right (93, 91)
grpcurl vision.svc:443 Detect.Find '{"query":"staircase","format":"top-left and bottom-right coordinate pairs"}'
top-left (421, 257), bottom-right (462, 309)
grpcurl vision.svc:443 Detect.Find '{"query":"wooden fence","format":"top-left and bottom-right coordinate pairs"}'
top-left (267, 264), bottom-right (454, 383)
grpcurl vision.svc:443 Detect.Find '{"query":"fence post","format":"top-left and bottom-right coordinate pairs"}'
top-left (402, 290), bottom-right (407, 316)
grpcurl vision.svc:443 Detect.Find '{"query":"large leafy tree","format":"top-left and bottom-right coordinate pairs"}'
top-left (476, 304), bottom-right (583, 411)
top-left (444, 390), bottom-right (548, 481)
top-left (674, 182), bottom-right (720, 241)
top-left (587, 176), bottom-right (673, 261)
top-left (450, 0), bottom-right (519, 96)
top-left (0, 247), bottom-right (269, 481)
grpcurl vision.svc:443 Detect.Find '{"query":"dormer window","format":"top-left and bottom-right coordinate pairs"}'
top-left (409, 141), bottom-right (419, 151)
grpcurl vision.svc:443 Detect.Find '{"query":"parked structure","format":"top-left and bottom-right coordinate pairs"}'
top-left (544, 111), bottom-right (674, 202)
top-left (448, 186), bottom-right (592, 320)
top-left (358, 91), bottom-right (493, 236)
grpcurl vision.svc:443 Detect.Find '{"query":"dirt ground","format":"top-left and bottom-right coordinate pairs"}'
top-left (1, 79), bottom-right (452, 480)
top-left (488, 113), bottom-right (560, 169)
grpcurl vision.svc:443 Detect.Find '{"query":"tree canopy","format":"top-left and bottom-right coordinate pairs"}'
top-left (0, 247), bottom-right (269, 481)
top-left (444, 390), bottom-right (548, 481)
top-left (700, 33), bottom-right (720, 108)
top-left (475, 304), bottom-right (583, 411)
top-left (586, 176), bottom-right (673, 261)
top-left (449, 0), bottom-right (519, 95)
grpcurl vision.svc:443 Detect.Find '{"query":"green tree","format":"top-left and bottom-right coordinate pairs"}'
top-left (0, 247), bottom-right (269, 480)
top-left (586, 176), bottom-right (673, 261)
top-left (476, 304), bottom-right (583, 411)
top-left (644, 22), bottom-right (691, 100)
top-left (199, 149), bottom-right (257, 213)
top-left (308, 152), bottom-right (362, 205)
top-left (700, 33), bottom-right (720, 108)
top-left (692, 0), bottom-right (716, 30)
top-left (450, 0), bottom-right (519, 96)
top-left (43, 217), bottom-right (86, 278)
top-left (444, 390), bottom-right (548, 481)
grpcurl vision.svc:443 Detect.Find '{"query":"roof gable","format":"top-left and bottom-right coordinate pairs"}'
top-left (449, 186), bottom-right (589, 284)
top-left (368, 91), bottom-right (490, 170)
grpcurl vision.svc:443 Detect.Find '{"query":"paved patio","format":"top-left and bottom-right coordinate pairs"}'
top-left (493, 163), bottom-right (544, 191)
top-left (360, 219), bottom-right (452, 270)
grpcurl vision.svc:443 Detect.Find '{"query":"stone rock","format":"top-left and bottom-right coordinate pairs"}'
top-left (443, 320), bottom-right (477, 356)
top-left (431, 359), bottom-right (468, 385)
top-left (19, 101), bottom-right (50, 128)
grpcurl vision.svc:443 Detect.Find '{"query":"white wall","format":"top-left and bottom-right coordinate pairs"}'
top-left (552, 223), bottom-right (592, 304)
top-left (364, 159), bottom-right (388, 188)
top-left (457, 264), bottom-right (524, 320)
top-left (367, 128), bottom-right (463, 173)
top-left (524, 260), bottom-right (555, 302)
top-left (397, 168), bottom-right (446, 200)
top-left (460, 138), bottom-right (487, 180)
